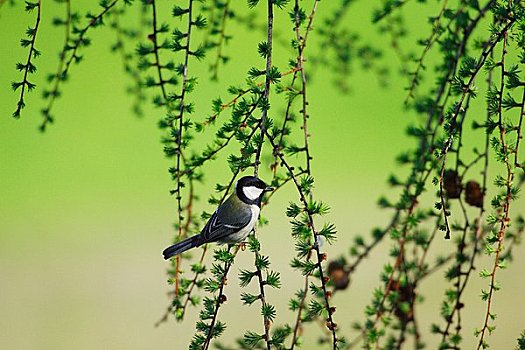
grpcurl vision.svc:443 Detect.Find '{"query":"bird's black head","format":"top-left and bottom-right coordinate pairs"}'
top-left (236, 176), bottom-right (273, 206)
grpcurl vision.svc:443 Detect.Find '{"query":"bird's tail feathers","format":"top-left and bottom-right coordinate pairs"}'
top-left (162, 235), bottom-right (201, 260)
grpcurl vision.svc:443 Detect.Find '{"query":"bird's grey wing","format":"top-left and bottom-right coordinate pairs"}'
top-left (201, 196), bottom-right (252, 242)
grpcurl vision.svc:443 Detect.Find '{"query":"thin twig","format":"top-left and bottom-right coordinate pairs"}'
top-left (203, 246), bottom-right (240, 350)
top-left (41, 0), bottom-right (120, 130)
top-left (265, 129), bottom-right (339, 349)
top-left (477, 10), bottom-right (514, 347)
top-left (253, 0), bottom-right (274, 178)
top-left (13, 0), bottom-right (41, 119)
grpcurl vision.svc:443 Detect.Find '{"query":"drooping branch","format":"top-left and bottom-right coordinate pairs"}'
top-left (12, 0), bottom-right (41, 119)
top-left (41, 0), bottom-right (121, 130)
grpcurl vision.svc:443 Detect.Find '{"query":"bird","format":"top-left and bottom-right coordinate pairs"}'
top-left (162, 175), bottom-right (273, 260)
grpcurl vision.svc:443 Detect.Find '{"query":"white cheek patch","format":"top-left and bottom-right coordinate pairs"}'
top-left (243, 186), bottom-right (264, 200)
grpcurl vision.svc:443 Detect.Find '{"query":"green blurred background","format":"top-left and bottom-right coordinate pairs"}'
top-left (1, 1), bottom-right (524, 349)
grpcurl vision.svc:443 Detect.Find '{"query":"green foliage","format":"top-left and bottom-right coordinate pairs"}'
top-left (517, 331), bottom-right (525, 350)
top-left (41, 0), bottom-right (122, 130)
top-left (12, 0), bottom-right (41, 119)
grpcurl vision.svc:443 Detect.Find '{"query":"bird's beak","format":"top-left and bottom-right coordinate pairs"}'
top-left (265, 186), bottom-right (274, 192)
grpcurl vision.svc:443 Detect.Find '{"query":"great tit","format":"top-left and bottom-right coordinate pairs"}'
top-left (162, 176), bottom-right (273, 259)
